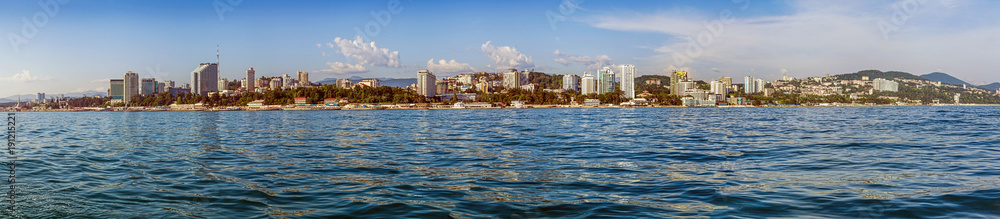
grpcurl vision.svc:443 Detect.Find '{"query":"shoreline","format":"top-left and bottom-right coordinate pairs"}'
top-left (3, 103), bottom-right (998, 112)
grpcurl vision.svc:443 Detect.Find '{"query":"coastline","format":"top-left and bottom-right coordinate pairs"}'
top-left (4, 103), bottom-right (998, 112)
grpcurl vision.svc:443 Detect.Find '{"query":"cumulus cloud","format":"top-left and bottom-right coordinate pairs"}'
top-left (317, 62), bottom-right (368, 74)
top-left (426, 59), bottom-right (475, 74)
top-left (581, 0), bottom-right (997, 83)
top-left (0, 70), bottom-right (54, 82)
top-left (333, 36), bottom-right (402, 68)
top-left (481, 41), bottom-right (534, 70)
top-left (553, 50), bottom-right (613, 72)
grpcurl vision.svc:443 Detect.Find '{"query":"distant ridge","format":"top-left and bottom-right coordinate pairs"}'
top-left (0, 90), bottom-right (106, 103)
top-left (833, 70), bottom-right (925, 81)
top-left (919, 72), bottom-right (974, 87)
top-left (980, 82), bottom-right (1000, 91)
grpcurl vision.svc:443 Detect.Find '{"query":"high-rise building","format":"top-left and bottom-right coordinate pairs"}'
top-left (270, 79), bottom-right (281, 90)
top-left (124, 71), bottom-right (139, 103)
top-left (109, 79), bottom-right (124, 101)
top-left (562, 74), bottom-right (578, 92)
top-left (436, 80), bottom-right (448, 96)
top-left (744, 76), bottom-right (757, 93)
top-left (220, 78), bottom-right (231, 91)
top-left (581, 73), bottom-right (596, 95)
top-left (597, 67), bottom-right (615, 94)
top-left (710, 80), bottom-right (728, 95)
top-left (671, 71), bottom-right (688, 95)
top-left (521, 69), bottom-right (531, 86)
top-left (503, 69), bottom-right (521, 89)
top-left (619, 65), bottom-right (636, 99)
top-left (873, 78), bottom-right (899, 92)
top-left (246, 68), bottom-right (255, 91)
top-left (297, 71), bottom-right (309, 86)
top-left (677, 81), bottom-right (696, 94)
top-left (282, 74), bottom-right (293, 88)
top-left (191, 63), bottom-right (219, 96)
top-left (156, 82), bottom-right (166, 93)
top-left (719, 77), bottom-right (732, 87)
top-left (36, 93), bottom-right (44, 102)
top-left (417, 69), bottom-right (436, 97)
top-left (140, 78), bottom-right (157, 96)
top-left (336, 78), bottom-right (352, 89)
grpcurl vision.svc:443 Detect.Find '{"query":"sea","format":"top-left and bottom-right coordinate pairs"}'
top-left (3, 106), bottom-right (999, 218)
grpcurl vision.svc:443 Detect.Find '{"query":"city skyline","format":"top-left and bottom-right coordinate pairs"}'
top-left (2, 0), bottom-right (999, 98)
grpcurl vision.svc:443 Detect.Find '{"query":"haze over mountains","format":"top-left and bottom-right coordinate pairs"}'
top-left (920, 72), bottom-right (1000, 90)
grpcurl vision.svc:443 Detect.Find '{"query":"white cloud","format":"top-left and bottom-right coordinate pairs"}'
top-left (553, 50), bottom-right (613, 72)
top-left (481, 41), bottom-right (534, 70)
top-left (426, 59), bottom-right (475, 74)
top-left (581, 1), bottom-right (1000, 83)
top-left (90, 78), bottom-right (112, 83)
top-left (332, 36), bottom-right (402, 68)
top-left (0, 70), bottom-right (54, 82)
top-left (317, 62), bottom-right (368, 74)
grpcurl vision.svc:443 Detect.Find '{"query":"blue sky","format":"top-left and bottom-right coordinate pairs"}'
top-left (1, 0), bottom-right (998, 97)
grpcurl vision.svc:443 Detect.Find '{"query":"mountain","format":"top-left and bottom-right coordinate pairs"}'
top-left (833, 70), bottom-right (925, 81)
top-left (314, 77), bottom-right (417, 88)
top-left (980, 82), bottom-right (1000, 91)
top-left (919, 72), bottom-right (975, 87)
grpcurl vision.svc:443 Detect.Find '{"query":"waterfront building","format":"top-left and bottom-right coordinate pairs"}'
top-left (873, 78), bottom-right (899, 92)
top-left (245, 68), bottom-right (255, 91)
top-left (219, 78), bottom-right (229, 91)
top-left (620, 65), bottom-right (636, 99)
top-left (436, 80), bottom-right (448, 96)
top-left (337, 78), bottom-right (352, 89)
top-left (282, 74), bottom-right (293, 88)
top-left (597, 67), bottom-right (615, 94)
top-left (109, 79), bottom-right (124, 102)
top-left (710, 80), bottom-right (728, 95)
top-left (124, 71), bottom-right (140, 103)
top-left (270, 79), bottom-right (281, 90)
top-left (191, 63), bottom-right (219, 96)
top-left (297, 71), bottom-right (309, 86)
top-left (140, 78), bottom-right (157, 96)
top-left (581, 73), bottom-right (596, 95)
top-left (671, 71), bottom-right (688, 95)
top-left (719, 77), bottom-right (732, 87)
top-left (562, 74), bottom-right (578, 92)
top-left (417, 69), bottom-right (436, 97)
top-left (744, 76), bottom-right (766, 94)
top-left (503, 69), bottom-right (521, 89)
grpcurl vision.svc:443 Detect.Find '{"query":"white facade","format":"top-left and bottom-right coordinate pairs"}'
top-left (619, 65), bottom-right (636, 99)
top-left (597, 67), bottom-right (615, 94)
top-left (710, 80), bottom-right (728, 95)
top-left (581, 73), bottom-right (596, 95)
top-left (297, 71), bottom-right (309, 86)
top-left (503, 69), bottom-right (521, 89)
top-left (873, 78), bottom-right (899, 92)
top-left (417, 69), bottom-right (436, 97)
top-left (218, 78), bottom-right (228, 91)
top-left (562, 74), bottom-right (578, 92)
top-left (744, 76), bottom-right (765, 94)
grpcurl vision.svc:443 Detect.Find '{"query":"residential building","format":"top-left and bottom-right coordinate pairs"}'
top-left (873, 78), bottom-right (899, 92)
top-left (719, 77), bottom-right (732, 87)
top-left (191, 63), bottom-right (219, 96)
top-left (109, 79), bottom-right (124, 102)
top-left (217, 78), bottom-right (228, 91)
top-left (597, 67), bottom-right (615, 94)
top-left (671, 71), bottom-right (688, 95)
top-left (436, 80), bottom-right (448, 96)
top-left (619, 64), bottom-right (636, 98)
top-left (336, 78), bottom-right (352, 89)
top-left (676, 81), bottom-right (696, 94)
top-left (457, 74), bottom-right (473, 85)
top-left (282, 74), bottom-right (293, 88)
top-left (417, 69), bottom-right (436, 97)
top-left (503, 69), bottom-right (521, 89)
top-left (36, 93), bottom-right (44, 102)
top-left (297, 71), bottom-right (309, 86)
top-left (562, 74), bottom-right (578, 92)
top-left (246, 68), bottom-right (255, 91)
top-left (745, 76), bottom-right (758, 93)
top-left (710, 80), bottom-right (728, 95)
top-left (157, 82), bottom-right (166, 93)
top-left (521, 69), bottom-right (531, 86)
top-left (270, 79), bottom-right (281, 90)
top-left (140, 78), bottom-right (157, 96)
top-left (581, 73), bottom-right (596, 95)
top-left (124, 71), bottom-right (139, 103)
top-left (357, 78), bottom-right (380, 87)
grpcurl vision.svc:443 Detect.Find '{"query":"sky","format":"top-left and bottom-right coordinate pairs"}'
top-left (1, 0), bottom-right (998, 97)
